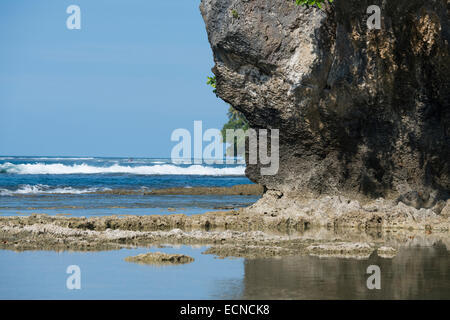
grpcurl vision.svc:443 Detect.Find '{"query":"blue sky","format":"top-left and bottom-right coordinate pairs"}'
top-left (0, 0), bottom-right (227, 157)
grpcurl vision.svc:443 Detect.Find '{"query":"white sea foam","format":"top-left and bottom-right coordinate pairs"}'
top-left (0, 157), bottom-right (95, 161)
top-left (0, 184), bottom-right (108, 196)
top-left (0, 162), bottom-right (245, 176)
top-left (31, 157), bottom-right (95, 160)
top-left (36, 157), bottom-right (95, 161)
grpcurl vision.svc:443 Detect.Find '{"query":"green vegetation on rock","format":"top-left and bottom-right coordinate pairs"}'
top-left (295, 0), bottom-right (333, 9)
top-left (207, 75), bottom-right (249, 157)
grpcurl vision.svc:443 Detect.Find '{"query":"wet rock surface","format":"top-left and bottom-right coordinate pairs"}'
top-left (377, 246), bottom-right (398, 258)
top-left (125, 252), bottom-right (194, 265)
top-left (0, 211), bottom-right (448, 259)
top-left (306, 242), bottom-right (374, 259)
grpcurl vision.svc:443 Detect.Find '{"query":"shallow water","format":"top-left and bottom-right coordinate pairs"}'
top-left (1, 156), bottom-right (448, 299)
top-left (0, 243), bottom-right (448, 299)
top-left (0, 246), bottom-right (244, 299)
top-left (0, 194), bottom-right (260, 217)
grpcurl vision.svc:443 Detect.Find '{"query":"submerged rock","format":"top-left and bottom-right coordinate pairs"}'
top-left (203, 244), bottom-right (296, 259)
top-left (200, 0), bottom-right (449, 212)
top-left (377, 246), bottom-right (398, 258)
top-left (124, 252), bottom-right (194, 265)
top-left (306, 242), bottom-right (374, 259)
top-left (96, 184), bottom-right (264, 196)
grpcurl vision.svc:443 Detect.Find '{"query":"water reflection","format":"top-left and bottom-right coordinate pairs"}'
top-left (0, 243), bottom-right (448, 299)
top-left (241, 243), bottom-right (449, 299)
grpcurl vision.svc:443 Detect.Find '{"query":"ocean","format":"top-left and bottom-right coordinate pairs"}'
top-left (0, 156), bottom-right (258, 217)
top-left (0, 156), bottom-right (449, 300)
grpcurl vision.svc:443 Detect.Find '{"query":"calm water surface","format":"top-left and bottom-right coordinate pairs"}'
top-left (0, 244), bottom-right (448, 299)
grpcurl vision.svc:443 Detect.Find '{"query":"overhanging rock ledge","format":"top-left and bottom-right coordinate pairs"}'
top-left (200, 0), bottom-right (449, 224)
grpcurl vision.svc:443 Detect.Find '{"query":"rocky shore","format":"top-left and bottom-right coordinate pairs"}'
top-left (1, 194), bottom-right (448, 259)
top-left (2, 2), bottom-right (448, 262)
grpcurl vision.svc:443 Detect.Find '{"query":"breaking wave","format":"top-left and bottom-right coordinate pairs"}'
top-left (0, 162), bottom-right (246, 176)
top-left (0, 184), bottom-right (109, 196)
top-left (0, 157), bottom-right (95, 161)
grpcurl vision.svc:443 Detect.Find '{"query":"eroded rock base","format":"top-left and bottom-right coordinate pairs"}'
top-left (245, 191), bottom-right (450, 231)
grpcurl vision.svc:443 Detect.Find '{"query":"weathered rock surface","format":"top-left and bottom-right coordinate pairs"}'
top-left (125, 252), bottom-right (194, 265)
top-left (245, 191), bottom-right (450, 231)
top-left (1, 213), bottom-right (448, 257)
top-left (306, 242), bottom-right (374, 259)
top-left (200, 0), bottom-right (449, 210)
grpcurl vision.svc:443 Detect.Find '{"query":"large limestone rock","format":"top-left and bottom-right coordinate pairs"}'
top-left (200, 0), bottom-right (450, 209)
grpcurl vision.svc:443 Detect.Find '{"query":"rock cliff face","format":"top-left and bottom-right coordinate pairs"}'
top-left (200, 0), bottom-right (449, 212)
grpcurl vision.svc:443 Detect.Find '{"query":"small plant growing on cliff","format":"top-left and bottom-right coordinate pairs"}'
top-left (207, 75), bottom-right (249, 157)
top-left (231, 9), bottom-right (239, 19)
top-left (295, 0), bottom-right (333, 9)
top-left (206, 76), bottom-right (217, 94)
